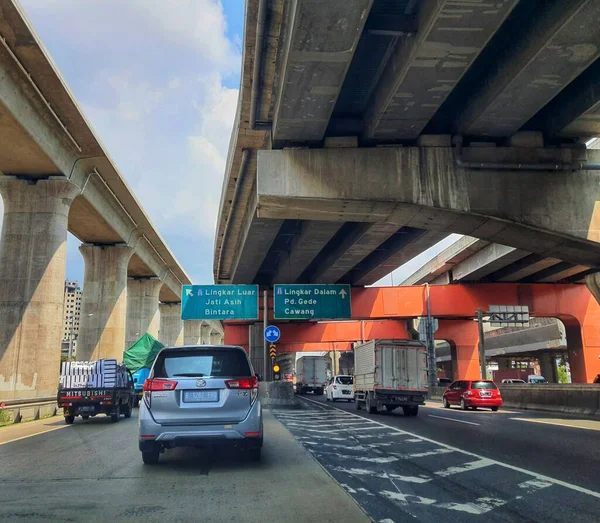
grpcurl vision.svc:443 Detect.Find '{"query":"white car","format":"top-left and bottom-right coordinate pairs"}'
top-left (325, 375), bottom-right (354, 402)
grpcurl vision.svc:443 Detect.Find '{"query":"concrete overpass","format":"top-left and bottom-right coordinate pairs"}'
top-left (215, 0), bottom-right (600, 303)
top-left (0, 1), bottom-right (221, 400)
top-left (402, 235), bottom-right (598, 286)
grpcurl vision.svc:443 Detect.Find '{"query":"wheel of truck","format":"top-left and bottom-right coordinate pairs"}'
top-left (111, 405), bottom-right (121, 423)
top-left (366, 393), bottom-right (377, 414)
top-left (409, 406), bottom-right (419, 416)
top-left (124, 401), bottom-right (133, 419)
top-left (384, 404), bottom-right (396, 412)
top-left (142, 449), bottom-right (160, 465)
top-left (133, 396), bottom-right (140, 408)
top-left (355, 397), bottom-right (362, 410)
top-left (82, 415), bottom-right (90, 420)
top-left (64, 415), bottom-right (75, 425)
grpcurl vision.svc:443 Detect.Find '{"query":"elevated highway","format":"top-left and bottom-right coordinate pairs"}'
top-left (0, 1), bottom-right (221, 400)
top-left (215, 0), bottom-right (600, 298)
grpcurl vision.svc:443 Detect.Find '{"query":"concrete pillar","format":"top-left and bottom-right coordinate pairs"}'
top-left (125, 278), bottom-right (162, 348)
top-left (201, 322), bottom-right (212, 344)
top-left (77, 244), bottom-right (134, 361)
top-left (437, 320), bottom-right (481, 381)
top-left (184, 320), bottom-right (203, 345)
top-left (0, 177), bottom-right (79, 400)
top-left (210, 329), bottom-right (223, 345)
top-left (538, 352), bottom-right (556, 383)
top-left (497, 358), bottom-right (512, 370)
top-left (159, 302), bottom-right (184, 346)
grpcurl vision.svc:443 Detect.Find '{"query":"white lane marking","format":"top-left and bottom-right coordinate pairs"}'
top-left (435, 458), bottom-right (494, 477)
top-left (380, 490), bottom-right (437, 506)
top-left (405, 438), bottom-right (424, 442)
top-left (393, 448), bottom-right (454, 459)
top-left (518, 479), bottom-right (553, 493)
top-left (510, 417), bottom-right (600, 432)
top-left (379, 520), bottom-right (396, 523)
top-left (0, 425), bottom-right (69, 446)
top-left (428, 414), bottom-right (480, 426)
top-left (437, 497), bottom-right (507, 515)
top-left (296, 434), bottom-right (348, 441)
top-left (332, 466), bottom-right (431, 484)
top-left (299, 395), bottom-right (600, 500)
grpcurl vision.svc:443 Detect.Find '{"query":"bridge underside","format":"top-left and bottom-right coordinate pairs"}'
top-left (216, 0), bottom-right (600, 291)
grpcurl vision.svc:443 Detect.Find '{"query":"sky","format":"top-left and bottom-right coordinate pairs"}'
top-left (2, 0), bottom-right (459, 288)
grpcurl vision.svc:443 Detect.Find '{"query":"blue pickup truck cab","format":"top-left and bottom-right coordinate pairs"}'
top-left (131, 367), bottom-right (150, 406)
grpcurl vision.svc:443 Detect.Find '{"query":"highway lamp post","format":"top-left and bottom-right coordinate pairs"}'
top-left (476, 309), bottom-right (486, 380)
top-left (263, 290), bottom-right (268, 380)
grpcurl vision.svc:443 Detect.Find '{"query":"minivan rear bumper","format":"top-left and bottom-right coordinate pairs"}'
top-left (139, 399), bottom-right (262, 450)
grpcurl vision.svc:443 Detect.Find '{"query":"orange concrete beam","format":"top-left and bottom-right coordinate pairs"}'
top-left (224, 283), bottom-right (600, 383)
top-left (277, 342), bottom-right (352, 353)
top-left (224, 320), bottom-right (409, 345)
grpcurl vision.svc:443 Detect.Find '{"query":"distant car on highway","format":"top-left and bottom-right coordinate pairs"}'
top-left (325, 375), bottom-right (354, 402)
top-left (138, 345), bottom-right (263, 465)
top-left (442, 380), bottom-right (503, 411)
top-left (527, 375), bottom-right (546, 384)
top-left (501, 378), bottom-right (526, 384)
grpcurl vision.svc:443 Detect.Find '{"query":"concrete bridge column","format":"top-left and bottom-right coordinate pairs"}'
top-left (125, 278), bottom-right (162, 348)
top-left (184, 320), bottom-right (203, 345)
top-left (210, 329), bottom-right (223, 345)
top-left (159, 302), bottom-right (184, 346)
top-left (538, 352), bottom-right (557, 383)
top-left (437, 320), bottom-right (481, 381)
top-left (201, 322), bottom-right (212, 344)
top-left (77, 244), bottom-right (134, 361)
top-left (0, 177), bottom-right (79, 400)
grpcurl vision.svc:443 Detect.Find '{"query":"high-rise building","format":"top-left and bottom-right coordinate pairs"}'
top-left (62, 280), bottom-right (82, 358)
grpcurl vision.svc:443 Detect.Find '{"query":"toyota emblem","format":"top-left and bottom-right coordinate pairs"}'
top-left (196, 379), bottom-right (206, 388)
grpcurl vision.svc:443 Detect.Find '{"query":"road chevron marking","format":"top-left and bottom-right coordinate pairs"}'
top-left (298, 395), bottom-right (600, 500)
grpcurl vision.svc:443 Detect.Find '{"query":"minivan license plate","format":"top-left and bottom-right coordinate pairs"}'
top-left (183, 390), bottom-right (219, 403)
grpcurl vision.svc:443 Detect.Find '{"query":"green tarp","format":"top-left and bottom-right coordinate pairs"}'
top-left (123, 333), bottom-right (165, 372)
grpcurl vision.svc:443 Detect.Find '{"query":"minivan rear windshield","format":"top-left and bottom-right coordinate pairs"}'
top-left (336, 376), bottom-right (353, 385)
top-left (471, 381), bottom-right (497, 390)
top-left (153, 348), bottom-right (251, 378)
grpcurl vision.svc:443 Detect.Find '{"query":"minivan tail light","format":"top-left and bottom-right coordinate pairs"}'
top-left (225, 376), bottom-right (258, 389)
top-left (143, 379), bottom-right (178, 391)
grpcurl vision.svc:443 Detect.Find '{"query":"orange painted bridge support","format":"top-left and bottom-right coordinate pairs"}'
top-left (223, 283), bottom-right (600, 383)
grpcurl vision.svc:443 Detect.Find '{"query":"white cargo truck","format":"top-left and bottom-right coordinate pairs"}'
top-left (354, 339), bottom-right (428, 416)
top-left (295, 356), bottom-right (330, 395)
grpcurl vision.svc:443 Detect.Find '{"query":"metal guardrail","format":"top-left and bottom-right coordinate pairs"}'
top-left (1, 397), bottom-right (55, 408)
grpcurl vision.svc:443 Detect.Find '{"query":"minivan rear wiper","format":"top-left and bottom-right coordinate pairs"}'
top-left (172, 373), bottom-right (205, 377)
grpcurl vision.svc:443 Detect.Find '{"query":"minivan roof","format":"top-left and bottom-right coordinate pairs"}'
top-left (161, 344), bottom-right (245, 351)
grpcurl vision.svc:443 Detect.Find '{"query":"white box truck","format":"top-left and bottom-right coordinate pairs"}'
top-left (354, 339), bottom-right (428, 416)
top-left (295, 356), bottom-right (330, 395)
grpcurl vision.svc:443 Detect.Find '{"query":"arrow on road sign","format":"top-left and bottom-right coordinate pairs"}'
top-left (185, 288), bottom-right (193, 297)
top-left (339, 289), bottom-right (347, 299)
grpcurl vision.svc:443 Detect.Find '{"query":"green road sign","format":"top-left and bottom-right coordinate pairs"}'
top-left (181, 285), bottom-right (259, 320)
top-left (274, 284), bottom-right (351, 320)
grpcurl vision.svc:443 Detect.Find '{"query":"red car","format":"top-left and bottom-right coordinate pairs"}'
top-left (442, 380), bottom-right (502, 411)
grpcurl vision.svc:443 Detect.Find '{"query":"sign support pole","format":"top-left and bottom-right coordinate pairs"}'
top-left (263, 290), bottom-right (268, 380)
top-left (425, 283), bottom-right (437, 388)
top-left (477, 308), bottom-right (486, 380)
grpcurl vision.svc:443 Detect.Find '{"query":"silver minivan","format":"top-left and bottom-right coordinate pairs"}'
top-left (138, 345), bottom-right (263, 465)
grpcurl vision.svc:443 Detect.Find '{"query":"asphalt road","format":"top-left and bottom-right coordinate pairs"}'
top-left (273, 396), bottom-right (600, 522)
top-left (0, 410), bottom-right (369, 523)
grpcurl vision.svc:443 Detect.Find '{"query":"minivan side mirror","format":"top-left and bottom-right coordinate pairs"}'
top-left (255, 373), bottom-right (263, 382)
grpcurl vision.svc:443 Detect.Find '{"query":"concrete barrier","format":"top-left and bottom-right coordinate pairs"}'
top-left (427, 384), bottom-right (600, 417)
top-left (0, 397), bottom-right (58, 425)
top-left (498, 384), bottom-right (600, 417)
top-left (259, 381), bottom-right (300, 409)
